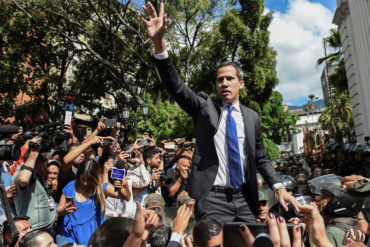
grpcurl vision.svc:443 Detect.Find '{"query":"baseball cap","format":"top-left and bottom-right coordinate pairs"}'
top-left (258, 190), bottom-right (268, 202)
top-left (144, 193), bottom-right (165, 209)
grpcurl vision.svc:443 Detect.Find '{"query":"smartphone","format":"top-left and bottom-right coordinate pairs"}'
top-left (104, 118), bottom-right (117, 127)
top-left (111, 167), bottom-right (126, 180)
top-left (64, 111), bottom-right (72, 125)
top-left (164, 142), bottom-right (175, 150)
top-left (86, 127), bottom-right (92, 135)
top-left (126, 152), bottom-right (135, 159)
top-left (65, 196), bottom-right (76, 207)
top-left (223, 222), bottom-right (302, 247)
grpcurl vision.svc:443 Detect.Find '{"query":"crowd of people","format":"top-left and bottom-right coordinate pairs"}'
top-left (0, 115), bottom-right (368, 247)
top-left (0, 1), bottom-right (369, 247)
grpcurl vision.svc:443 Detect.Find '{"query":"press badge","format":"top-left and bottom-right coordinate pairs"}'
top-left (48, 198), bottom-right (55, 211)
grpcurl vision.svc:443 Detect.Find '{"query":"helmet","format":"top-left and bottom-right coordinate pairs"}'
top-left (351, 143), bottom-right (363, 154)
top-left (309, 174), bottom-right (364, 217)
top-left (295, 173), bottom-right (308, 184)
top-left (280, 175), bottom-right (298, 192)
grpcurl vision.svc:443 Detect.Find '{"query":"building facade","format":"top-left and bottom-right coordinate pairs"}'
top-left (333, 0), bottom-right (370, 144)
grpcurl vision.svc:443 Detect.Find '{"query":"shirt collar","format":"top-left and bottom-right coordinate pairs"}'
top-left (222, 101), bottom-right (241, 112)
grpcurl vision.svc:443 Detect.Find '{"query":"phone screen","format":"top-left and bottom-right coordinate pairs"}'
top-left (65, 196), bottom-right (76, 207)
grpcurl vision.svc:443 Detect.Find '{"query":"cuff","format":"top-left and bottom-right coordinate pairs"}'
top-left (272, 182), bottom-right (285, 192)
top-left (170, 232), bottom-right (182, 243)
top-left (153, 50), bottom-right (169, 60)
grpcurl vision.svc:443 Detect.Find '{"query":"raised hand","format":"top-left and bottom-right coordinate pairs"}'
top-left (138, 2), bottom-right (167, 53)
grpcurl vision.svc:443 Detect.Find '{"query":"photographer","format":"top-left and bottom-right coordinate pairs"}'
top-left (127, 147), bottom-right (161, 208)
top-left (161, 142), bottom-right (193, 206)
top-left (11, 136), bottom-right (57, 231)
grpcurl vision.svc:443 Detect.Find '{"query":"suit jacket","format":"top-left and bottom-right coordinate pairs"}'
top-left (154, 57), bottom-right (280, 215)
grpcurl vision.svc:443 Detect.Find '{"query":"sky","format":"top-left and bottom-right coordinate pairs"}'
top-left (132, 0), bottom-right (338, 106)
top-left (265, 0), bottom-right (338, 106)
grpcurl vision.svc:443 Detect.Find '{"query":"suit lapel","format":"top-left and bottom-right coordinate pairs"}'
top-left (240, 105), bottom-right (253, 158)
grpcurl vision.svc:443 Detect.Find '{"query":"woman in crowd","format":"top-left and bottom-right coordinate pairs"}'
top-left (56, 158), bottom-right (131, 246)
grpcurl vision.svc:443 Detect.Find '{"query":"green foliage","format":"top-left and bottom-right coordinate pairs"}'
top-left (127, 95), bottom-right (194, 143)
top-left (318, 89), bottom-right (353, 140)
top-left (263, 137), bottom-right (280, 161)
top-left (0, 0), bottom-right (296, 154)
top-left (260, 91), bottom-right (299, 144)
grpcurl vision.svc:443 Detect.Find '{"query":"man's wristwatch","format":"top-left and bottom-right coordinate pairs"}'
top-left (276, 185), bottom-right (287, 192)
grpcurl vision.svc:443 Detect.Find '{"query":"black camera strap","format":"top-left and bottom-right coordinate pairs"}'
top-left (0, 175), bottom-right (19, 247)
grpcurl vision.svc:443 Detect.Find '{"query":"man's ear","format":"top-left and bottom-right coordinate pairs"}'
top-left (239, 80), bottom-right (245, 89)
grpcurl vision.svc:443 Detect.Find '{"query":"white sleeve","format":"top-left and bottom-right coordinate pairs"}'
top-left (153, 50), bottom-right (169, 60)
top-left (127, 165), bottom-right (150, 188)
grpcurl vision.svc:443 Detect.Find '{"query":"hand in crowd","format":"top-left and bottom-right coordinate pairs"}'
top-left (150, 170), bottom-right (161, 181)
top-left (104, 159), bottom-right (114, 174)
top-left (5, 185), bottom-right (17, 199)
top-left (47, 178), bottom-right (58, 194)
top-left (118, 151), bottom-right (129, 161)
top-left (343, 229), bottom-right (366, 247)
top-left (240, 213), bottom-right (302, 247)
top-left (298, 204), bottom-right (334, 247)
top-left (341, 175), bottom-right (369, 187)
top-left (96, 117), bottom-right (108, 132)
top-left (124, 201), bottom-right (160, 247)
top-left (11, 126), bottom-right (23, 140)
top-left (173, 204), bottom-right (193, 235)
top-left (277, 188), bottom-right (301, 212)
top-left (180, 234), bottom-right (194, 247)
top-left (59, 197), bottom-right (78, 215)
top-left (133, 150), bottom-right (144, 165)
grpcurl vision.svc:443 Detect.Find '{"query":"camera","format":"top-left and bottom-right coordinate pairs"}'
top-left (22, 123), bottom-right (70, 153)
top-left (126, 152), bottom-right (135, 159)
top-left (103, 139), bottom-right (113, 147)
top-left (0, 144), bottom-right (20, 161)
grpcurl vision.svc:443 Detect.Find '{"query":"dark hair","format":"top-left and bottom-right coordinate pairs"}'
top-left (193, 218), bottom-right (223, 247)
top-left (143, 147), bottom-right (159, 163)
top-left (3, 216), bottom-right (30, 244)
top-left (88, 217), bottom-right (134, 247)
top-left (216, 62), bottom-right (244, 81)
top-left (19, 229), bottom-right (54, 247)
top-left (148, 226), bottom-right (172, 247)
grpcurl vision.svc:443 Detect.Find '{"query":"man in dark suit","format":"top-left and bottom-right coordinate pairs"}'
top-left (139, 2), bottom-right (300, 223)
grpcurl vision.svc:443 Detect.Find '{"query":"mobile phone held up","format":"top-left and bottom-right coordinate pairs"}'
top-left (65, 196), bottom-right (76, 208)
top-left (104, 118), bottom-right (117, 127)
top-left (111, 167), bottom-right (126, 180)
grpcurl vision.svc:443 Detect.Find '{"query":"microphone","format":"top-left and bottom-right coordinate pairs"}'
top-left (0, 125), bottom-right (20, 137)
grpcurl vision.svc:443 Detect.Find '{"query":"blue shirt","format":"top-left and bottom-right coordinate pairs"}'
top-left (58, 181), bottom-right (108, 245)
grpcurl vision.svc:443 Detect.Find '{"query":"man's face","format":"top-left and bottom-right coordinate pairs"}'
top-left (147, 153), bottom-right (161, 169)
top-left (11, 220), bottom-right (32, 246)
top-left (205, 230), bottom-right (223, 247)
top-left (177, 158), bottom-right (191, 172)
top-left (46, 165), bottom-right (59, 185)
top-left (216, 65), bottom-right (244, 105)
top-left (258, 201), bottom-right (269, 221)
top-left (314, 190), bottom-right (333, 213)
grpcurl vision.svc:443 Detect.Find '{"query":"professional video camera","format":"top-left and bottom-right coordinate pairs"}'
top-left (0, 125), bottom-right (21, 161)
top-left (22, 122), bottom-right (70, 154)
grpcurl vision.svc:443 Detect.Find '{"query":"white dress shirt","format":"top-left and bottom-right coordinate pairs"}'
top-left (214, 102), bottom-right (246, 187)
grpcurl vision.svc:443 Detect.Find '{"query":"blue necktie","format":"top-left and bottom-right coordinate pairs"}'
top-left (226, 105), bottom-right (243, 189)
